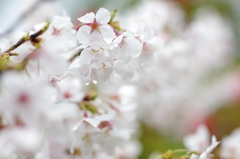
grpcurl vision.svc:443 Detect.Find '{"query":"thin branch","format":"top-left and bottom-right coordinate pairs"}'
top-left (2, 21), bottom-right (50, 54)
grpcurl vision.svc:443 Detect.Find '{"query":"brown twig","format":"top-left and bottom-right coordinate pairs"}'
top-left (2, 21), bottom-right (50, 54)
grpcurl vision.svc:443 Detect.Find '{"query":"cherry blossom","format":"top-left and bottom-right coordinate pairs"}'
top-left (70, 46), bottom-right (113, 84)
top-left (183, 125), bottom-right (220, 159)
top-left (0, 2), bottom-right (236, 159)
top-left (110, 31), bottom-right (142, 58)
top-left (76, 8), bottom-right (116, 45)
top-left (139, 27), bottom-right (164, 66)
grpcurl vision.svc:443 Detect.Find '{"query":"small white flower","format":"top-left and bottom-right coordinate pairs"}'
top-left (183, 125), bottom-right (220, 159)
top-left (139, 27), bottom-right (164, 66)
top-left (110, 31), bottom-right (142, 59)
top-left (76, 8), bottom-right (116, 45)
top-left (57, 76), bottom-right (84, 102)
top-left (76, 47), bottom-right (113, 83)
top-left (183, 125), bottom-right (210, 152)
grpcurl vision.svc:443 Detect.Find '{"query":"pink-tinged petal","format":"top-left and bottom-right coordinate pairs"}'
top-left (139, 37), bottom-right (164, 66)
top-left (77, 26), bottom-right (106, 47)
top-left (86, 31), bottom-right (107, 47)
top-left (98, 24), bottom-right (116, 40)
top-left (110, 35), bottom-right (123, 49)
top-left (143, 27), bottom-right (155, 42)
top-left (183, 124), bottom-right (210, 152)
top-left (140, 44), bottom-right (155, 67)
top-left (77, 12), bottom-right (95, 23)
top-left (76, 25), bottom-right (91, 43)
top-left (123, 37), bottom-right (143, 57)
top-left (122, 31), bottom-right (137, 38)
top-left (96, 8), bottom-right (111, 24)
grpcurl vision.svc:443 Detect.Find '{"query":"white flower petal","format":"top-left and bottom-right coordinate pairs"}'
top-left (183, 124), bottom-right (210, 151)
top-left (96, 8), bottom-right (111, 24)
top-left (79, 49), bottom-right (94, 66)
top-left (122, 31), bottom-right (137, 38)
top-left (78, 12), bottom-right (95, 23)
top-left (95, 114), bottom-right (114, 122)
top-left (47, 102), bottom-right (79, 121)
top-left (12, 128), bottom-right (42, 153)
top-left (199, 136), bottom-right (220, 159)
top-left (51, 15), bottom-right (72, 30)
top-left (40, 46), bottom-right (68, 76)
top-left (124, 37), bottom-right (143, 57)
top-left (76, 25), bottom-right (91, 43)
top-left (82, 114), bottom-right (113, 128)
top-left (91, 57), bottom-right (113, 82)
top-left (83, 118), bottom-right (100, 127)
top-left (110, 35), bottom-right (123, 49)
top-left (147, 36), bottom-right (164, 53)
top-left (140, 46), bottom-right (155, 66)
top-left (143, 27), bottom-right (155, 42)
top-left (99, 25), bottom-right (116, 40)
top-left (68, 58), bottom-right (80, 75)
top-left (1, 71), bottom-right (25, 91)
top-left (119, 71), bottom-right (134, 81)
top-left (204, 135), bottom-right (220, 154)
top-left (113, 60), bottom-right (125, 73)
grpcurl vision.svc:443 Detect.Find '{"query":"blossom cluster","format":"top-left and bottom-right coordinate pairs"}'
top-left (0, 0), bottom-right (239, 158)
top-left (69, 8), bottom-right (164, 84)
top-left (0, 8), bottom-right (148, 159)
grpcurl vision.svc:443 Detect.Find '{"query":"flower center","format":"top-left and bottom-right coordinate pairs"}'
top-left (63, 92), bottom-right (71, 98)
top-left (18, 93), bottom-right (29, 105)
top-left (87, 19), bottom-right (99, 33)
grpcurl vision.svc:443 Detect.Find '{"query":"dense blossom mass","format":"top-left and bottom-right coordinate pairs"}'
top-left (0, 0), bottom-right (238, 159)
top-left (0, 7), bottom-right (161, 159)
